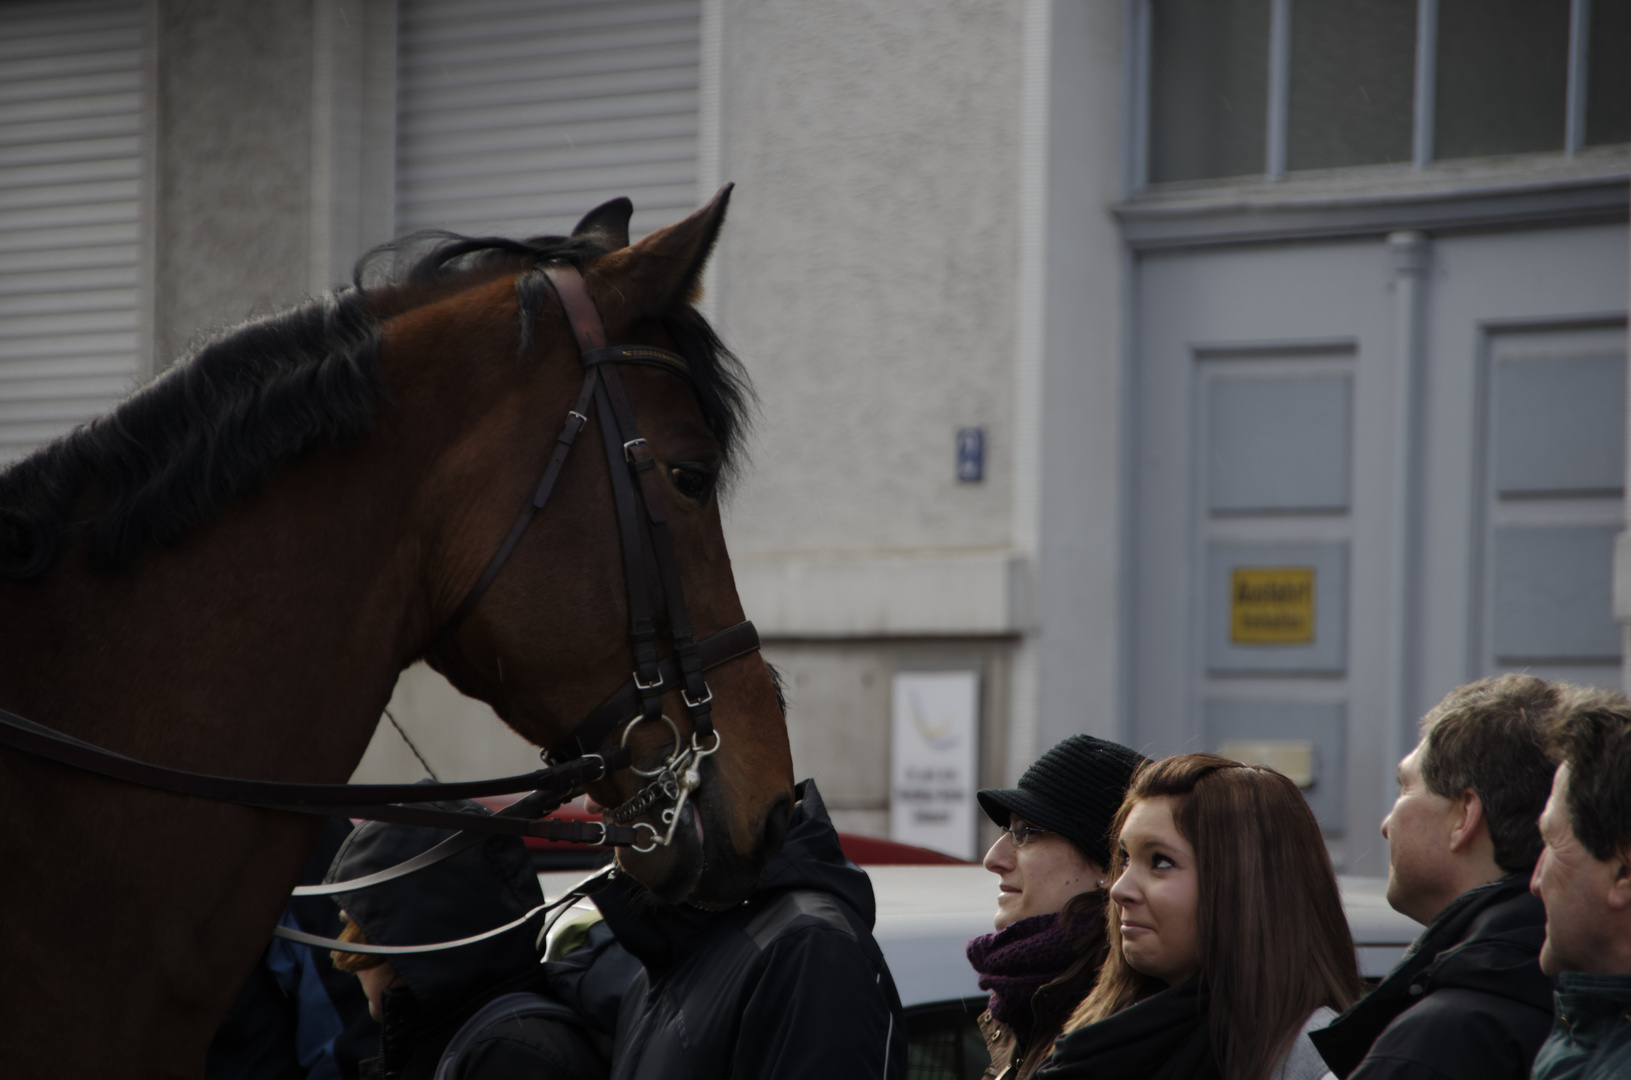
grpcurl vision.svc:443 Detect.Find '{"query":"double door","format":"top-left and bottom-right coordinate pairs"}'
top-left (1130, 222), bottom-right (1627, 875)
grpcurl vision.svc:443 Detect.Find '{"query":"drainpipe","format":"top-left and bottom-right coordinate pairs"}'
top-left (1384, 231), bottom-right (1429, 829)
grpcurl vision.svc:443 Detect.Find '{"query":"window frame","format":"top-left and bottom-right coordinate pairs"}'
top-left (1132, 0), bottom-right (1604, 189)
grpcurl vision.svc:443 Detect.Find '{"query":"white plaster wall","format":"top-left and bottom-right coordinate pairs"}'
top-left (697, 1), bottom-right (1032, 832)
top-left (152, 0), bottom-right (395, 365)
top-left (154, 0), bottom-right (314, 365)
top-left (710, 0), bottom-right (1024, 560)
top-left (701, 1), bottom-right (1135, 814)
top-left (765, 639), bottom-right (1013, 848)
top-left (350, 663), bottom-right (539, 784)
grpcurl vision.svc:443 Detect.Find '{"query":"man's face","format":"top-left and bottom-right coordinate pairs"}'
top-left (1381, 742), bottom-right (1459, 924)
top-left (1530, 763), bottom-right (1617, 976)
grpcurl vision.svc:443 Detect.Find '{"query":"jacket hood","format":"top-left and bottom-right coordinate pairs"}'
top-left (1420, 875), bottom-right (1552, 1010)
top-left (593, 778), bottom-right (876, 970)
top-left (1310, 872), bottom-right (1554, 1078)
top-left (326, 797), bottom-right (544, 1019)
top-left (752, 779), bottom-right (877, 923)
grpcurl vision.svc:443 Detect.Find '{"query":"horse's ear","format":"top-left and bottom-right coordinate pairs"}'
top-left (572, 197), bottom-right (633, 251)
top-left (586, 184), bottom-right (732, 319)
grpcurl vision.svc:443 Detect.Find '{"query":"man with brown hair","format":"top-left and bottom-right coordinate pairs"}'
top-left (1528, 690), bottom-right (1631, 1079)
top-left (1312, 674), bottom-right (1563, 1080)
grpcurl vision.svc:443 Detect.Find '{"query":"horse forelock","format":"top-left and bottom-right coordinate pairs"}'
top-left (0, 227), bottom-right (752, 580)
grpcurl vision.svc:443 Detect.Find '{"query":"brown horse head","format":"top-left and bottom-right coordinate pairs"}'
top-left (0, 189), bottom-right (792, 1072)
top-left (395, 188), bottom-right (795, 905)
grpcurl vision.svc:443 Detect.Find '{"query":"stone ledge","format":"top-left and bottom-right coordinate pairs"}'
top-left (733, 550), bottom-right (1033, 638)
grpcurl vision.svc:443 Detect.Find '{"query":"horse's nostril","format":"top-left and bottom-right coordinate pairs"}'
top-left (756, 792), bottom-right (794, 861)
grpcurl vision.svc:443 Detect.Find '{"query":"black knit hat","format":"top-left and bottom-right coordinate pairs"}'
top-left (977, 735), bottom-right (1148, 869)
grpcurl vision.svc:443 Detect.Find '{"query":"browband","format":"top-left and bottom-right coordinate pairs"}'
top-left (580, 344), bottom-right (691, 380)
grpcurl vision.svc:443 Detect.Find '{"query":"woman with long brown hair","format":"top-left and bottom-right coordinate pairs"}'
top-left (1035, 753), bottom-right (1362, 1080)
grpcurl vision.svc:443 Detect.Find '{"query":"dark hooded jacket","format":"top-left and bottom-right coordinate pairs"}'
top-left (1032, 974), bottom-right (1222, 1080)
top-left (1310, 874), bottom-right (1554, 1080)
top-left (593, 779), bottom-right (907, 1080)
top-left (329, 800), bottom-right (606, 1080)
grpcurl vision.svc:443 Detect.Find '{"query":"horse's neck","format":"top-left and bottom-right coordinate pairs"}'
top-left (0, 441), bottom-right (429, 781)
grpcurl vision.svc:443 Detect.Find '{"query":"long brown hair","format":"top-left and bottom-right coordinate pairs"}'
top-left (1066, 753), bottom-right (1362, 1080)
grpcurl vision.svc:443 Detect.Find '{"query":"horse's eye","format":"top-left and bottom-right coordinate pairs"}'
top-left (670, 466), bottom-right (713, 502)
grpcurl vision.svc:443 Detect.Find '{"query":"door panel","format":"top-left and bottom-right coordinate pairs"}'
top-left (1416, 228), bottom-right (1628, 718)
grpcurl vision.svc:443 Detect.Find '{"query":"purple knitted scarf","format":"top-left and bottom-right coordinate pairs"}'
top-left (966, 912), bottom-right (1078, 1036)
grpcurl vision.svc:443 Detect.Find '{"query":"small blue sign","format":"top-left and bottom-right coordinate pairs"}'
top-left (956, 427), bottom-right (984, 483)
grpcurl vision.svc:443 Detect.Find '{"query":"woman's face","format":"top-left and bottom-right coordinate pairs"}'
top-left (356, 962), bottom-right (402, 1022)
top-left (1110, 796), bottom-right (1201, 985)
top-left (983, 818), bottom-right (1105, 930)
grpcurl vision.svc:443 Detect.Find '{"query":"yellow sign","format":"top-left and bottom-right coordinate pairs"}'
top-left (1231, 567), bottom-right (1315, 644)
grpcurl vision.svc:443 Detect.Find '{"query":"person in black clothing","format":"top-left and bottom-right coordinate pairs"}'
top-left (591, 778), bottom-right (907, 1080)
top-left (326, 799), bottom-right (610, 1080)
top-left (208, 818), bottom-right (379, 1080)
top-left (1311, 674), bottom-right (1566, 1080)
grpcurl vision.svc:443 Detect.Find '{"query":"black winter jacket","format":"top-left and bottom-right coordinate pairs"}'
top-left (329, 799), bottom-right (608, 1080)
top-left (1033, 974), bottom-right (1221, 1080)
top-left (1310, 874), bottom-right (1554, 1080)
top-left (594, 780), bottom-right (907, 1080)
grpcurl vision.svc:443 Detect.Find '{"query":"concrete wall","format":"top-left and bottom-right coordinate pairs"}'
top-left (153, 0), bottom-right (314, 365)
top-left (768, 638), bottom-right (1013, 837)
top-left (704, 0), bottom-right (1029, 836)
top-left (703, 0), bottom-right (1134, 835)
top-left (710, 0), bottom-right (1023, 558)
top-left (150, 0), bottom-right (394, 367)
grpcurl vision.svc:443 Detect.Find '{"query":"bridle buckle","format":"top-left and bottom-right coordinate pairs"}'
top-left (623, 437), bottom-right (648, 462)
top-left (632, 668), bottom-right (663, 691)
top-left (682, 683), bottom-right (713, 709)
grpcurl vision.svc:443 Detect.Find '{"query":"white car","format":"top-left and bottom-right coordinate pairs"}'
top-left (865, 862), bottom-right (1419, 1080)
top-left (869, 863), bottom-right (1419, 1006)
top-left (542, 848), bottom-right (1420, 1080)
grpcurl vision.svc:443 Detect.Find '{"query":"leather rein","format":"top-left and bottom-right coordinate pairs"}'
top-left (0, 263), bottom-right (760, 897)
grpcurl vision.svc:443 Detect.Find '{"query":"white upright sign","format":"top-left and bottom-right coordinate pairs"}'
top-left (890, 671), bottom-right (980, 860)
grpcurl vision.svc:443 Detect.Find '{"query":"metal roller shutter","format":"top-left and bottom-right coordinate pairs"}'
top-left (396, 0), bottom-right (700, 240)
top-left (0, 0), bottom-right (144, 464)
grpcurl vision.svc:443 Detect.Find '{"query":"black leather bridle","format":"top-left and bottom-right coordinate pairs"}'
top-left (0, 263), bottom-right (761, 866)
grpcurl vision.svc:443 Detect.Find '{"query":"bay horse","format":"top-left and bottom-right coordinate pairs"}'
top-left (0, 188), bottom-right (793, 1077)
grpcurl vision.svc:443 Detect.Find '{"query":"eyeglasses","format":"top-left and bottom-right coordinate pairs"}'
top-left (1005, 819), bottom-right (1050, 847)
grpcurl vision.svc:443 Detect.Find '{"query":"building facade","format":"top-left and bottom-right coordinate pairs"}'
top-left (3, 0), bottom-right (1626, 870)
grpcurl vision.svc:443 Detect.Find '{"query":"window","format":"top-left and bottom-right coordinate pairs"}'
top-left (1141, 0), bottom-right (1631, 185)
top-left (1148, 0), bottom-right (1270, 183)
top-left (1286, 0), bottom-right (1416, 171)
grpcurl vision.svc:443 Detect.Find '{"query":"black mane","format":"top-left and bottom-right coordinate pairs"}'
top-left (0, 230), bottom-right (751, 579)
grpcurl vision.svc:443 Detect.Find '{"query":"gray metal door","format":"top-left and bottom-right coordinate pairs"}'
top-left (1131, 222), bottom-right (1628, 876)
